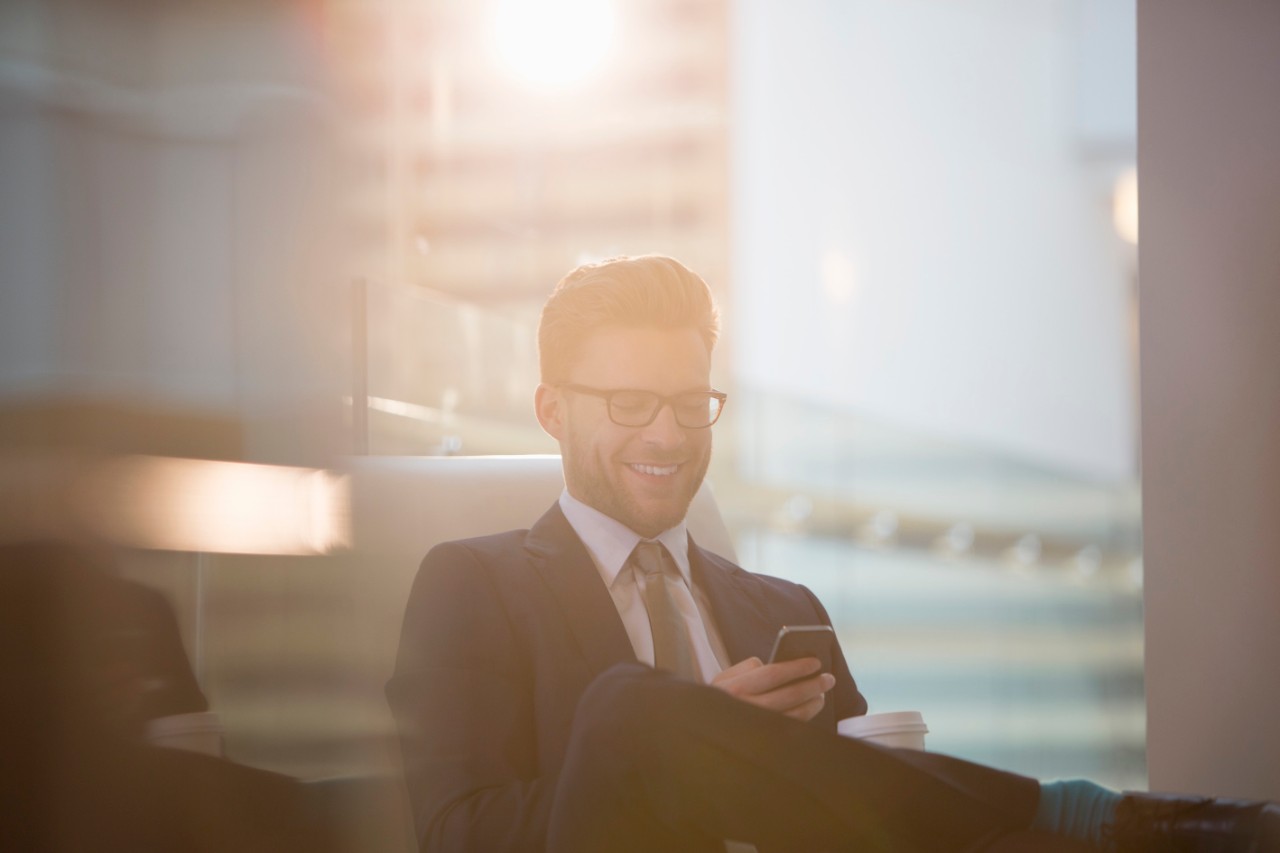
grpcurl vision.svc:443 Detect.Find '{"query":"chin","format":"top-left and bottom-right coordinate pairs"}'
top-left (626, 502), bottom-right (692, 538)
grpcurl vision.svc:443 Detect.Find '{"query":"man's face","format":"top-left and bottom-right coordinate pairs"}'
top-left (536, 325), bottom-right (714, 538)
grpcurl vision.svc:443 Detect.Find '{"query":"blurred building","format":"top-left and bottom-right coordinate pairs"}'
top-left (324, 0), bottom-right (733, 455)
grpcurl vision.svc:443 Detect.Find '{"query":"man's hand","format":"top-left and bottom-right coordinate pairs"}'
top-left (711, 656), bottom-right (836, 722)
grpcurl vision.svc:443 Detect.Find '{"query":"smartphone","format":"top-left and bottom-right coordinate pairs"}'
top-left (767, 624), bottom-right (835, 664)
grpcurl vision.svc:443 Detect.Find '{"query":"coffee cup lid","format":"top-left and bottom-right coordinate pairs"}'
top-left (838, 710), bottom-right (928, 738)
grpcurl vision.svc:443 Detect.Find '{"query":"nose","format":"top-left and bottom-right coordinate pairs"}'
top-left (637, 400), bottom-right (686, 447)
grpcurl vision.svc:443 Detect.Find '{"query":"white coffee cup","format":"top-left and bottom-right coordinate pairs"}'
top-left (145, 711), bottom-right (225, 757)
top-left (837, 711), bottom-right (928, 750)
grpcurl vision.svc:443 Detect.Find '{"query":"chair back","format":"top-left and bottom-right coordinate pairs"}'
top-left (344, 454), bottom-right (736, 562)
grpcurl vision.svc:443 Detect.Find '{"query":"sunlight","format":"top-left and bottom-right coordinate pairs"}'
top-left (1113, 167), bottom-right (1139, 245)
top-left (490, 0), bottom-right (616, 90)
top-left (73, 456), bottom-right (351, 555)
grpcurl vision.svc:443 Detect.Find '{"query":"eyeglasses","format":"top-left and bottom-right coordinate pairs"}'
top-left (559, 384), bottom-right (728, 429)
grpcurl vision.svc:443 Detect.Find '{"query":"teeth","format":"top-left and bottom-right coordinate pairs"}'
top-left (630, 463), bottom-right (678, 476)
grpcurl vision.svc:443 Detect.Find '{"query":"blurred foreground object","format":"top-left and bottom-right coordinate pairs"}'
top-left (0, 452), bottom-right (351, 555)
top-left (71, 455), bottom-right (351, 555)
top-left (0, 539), bottom-right (332, 852)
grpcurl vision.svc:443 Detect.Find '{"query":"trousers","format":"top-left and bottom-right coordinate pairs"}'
top-left (547, 664), bottom-right (1095, 853)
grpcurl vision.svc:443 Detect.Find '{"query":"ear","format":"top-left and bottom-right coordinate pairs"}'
top-left (534, 383), bottom-right (566, 441)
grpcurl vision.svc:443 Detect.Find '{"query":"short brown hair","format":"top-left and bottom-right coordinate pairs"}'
top-left (537, 255), bottom-right (720, 383)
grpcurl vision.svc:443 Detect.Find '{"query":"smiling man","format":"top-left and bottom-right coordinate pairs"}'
top-left (387, 256), bottom-right (1279, 853)
top-left (540, 323), bottom-right (715, 542)
top-left (388, 256), bottom-right (864, 853)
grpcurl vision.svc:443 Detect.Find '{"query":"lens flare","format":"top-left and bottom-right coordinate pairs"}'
top-left (1113, 167), bottom-right (1139, 245)
top-left (491, 0), bottom-right (616, 90)
top-left (73, 456), bottom-right (351, 555)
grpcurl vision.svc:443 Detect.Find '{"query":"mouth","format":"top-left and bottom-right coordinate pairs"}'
top-left (627, 462), bottom-right (680, 477)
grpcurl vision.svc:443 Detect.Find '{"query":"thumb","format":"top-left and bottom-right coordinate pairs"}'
top-left (714, 656), bottom-right (763, 682)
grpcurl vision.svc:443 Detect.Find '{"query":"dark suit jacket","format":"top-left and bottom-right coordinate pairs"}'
top-left (387, 503), bottom-right (867, 853)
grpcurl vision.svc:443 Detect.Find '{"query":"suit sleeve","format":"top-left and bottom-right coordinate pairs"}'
top-left (799, 584), bottom-right (868, 722)
top-left (387, 542), bottom-right (553, 853)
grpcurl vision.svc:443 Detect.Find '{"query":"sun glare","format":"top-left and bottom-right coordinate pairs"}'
top-left (73, 456), bottom-right (351, 555)
top-left (1113, 167), bottom-right (1139, 245)
top-left (491, 0), bottom-right (616, 90)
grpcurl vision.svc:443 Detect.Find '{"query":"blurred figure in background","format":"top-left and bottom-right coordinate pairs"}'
top-left (0, 539), bottom-right (330, 852)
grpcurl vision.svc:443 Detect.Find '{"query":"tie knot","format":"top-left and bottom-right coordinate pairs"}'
top-left (631, 541), bottom-right (669, 579)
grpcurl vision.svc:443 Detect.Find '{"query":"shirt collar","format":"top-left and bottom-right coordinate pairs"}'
top-left (558, 489), bottom-right (692, 587)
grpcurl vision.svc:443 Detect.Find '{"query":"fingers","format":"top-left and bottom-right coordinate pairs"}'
top-left (780, 673), bottom-right (836, 721)
top-left (722, 656), bottom-right (821, 696)
top-left (712, 656), bottom-right (836, 720)
top-left (752, 671), bottom-right (835, 716)
top-left (783, 690), bottom-right (828, 722)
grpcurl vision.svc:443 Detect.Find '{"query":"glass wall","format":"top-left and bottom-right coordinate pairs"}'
top-left (723, 0), bottom-right (1141, 788)
top-left (347, 0), bottom-right (1144, 789)
top-left (729, 391), bottom-right (1143, 789)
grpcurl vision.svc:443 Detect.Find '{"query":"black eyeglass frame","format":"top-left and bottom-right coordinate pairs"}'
top-left (558, 384), bottom-right (728, 429)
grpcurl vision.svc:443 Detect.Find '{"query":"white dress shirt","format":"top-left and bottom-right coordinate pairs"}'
top-left (558, 490), bottom-right (732, 683)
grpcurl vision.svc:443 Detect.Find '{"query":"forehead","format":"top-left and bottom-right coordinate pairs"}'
top-left (567, 325), bottom-right (711, 390)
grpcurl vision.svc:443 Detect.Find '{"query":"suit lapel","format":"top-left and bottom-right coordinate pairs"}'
top-left (524, 503), bottom-right (638, 676)
top-left (689, 537), bottom-right (778, 665)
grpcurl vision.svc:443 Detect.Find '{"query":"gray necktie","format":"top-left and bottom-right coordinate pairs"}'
top-left (630, 541), bottom-right (699, 681)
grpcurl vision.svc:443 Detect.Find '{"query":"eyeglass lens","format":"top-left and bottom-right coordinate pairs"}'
top-left (609, 391), bottom-right (721, 428)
